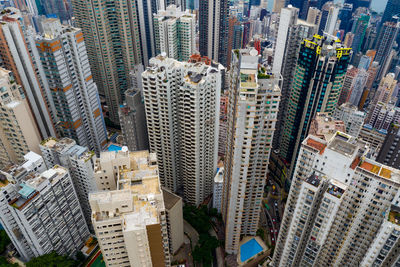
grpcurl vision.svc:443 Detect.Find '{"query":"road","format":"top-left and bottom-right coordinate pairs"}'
top-left (262, 178), bottom-right (284, 246)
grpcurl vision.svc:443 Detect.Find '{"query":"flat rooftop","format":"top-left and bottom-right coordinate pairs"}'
top-left (326, 180), bottom-right (347, 199)
top-left (305, 174), bottom-right (321, 187)
top-left (389, 205), bottom-right (400, 226)
top-left (162, 189), bottom-right (181, 210)
top-left (91, 151), bottom-right (163, 228)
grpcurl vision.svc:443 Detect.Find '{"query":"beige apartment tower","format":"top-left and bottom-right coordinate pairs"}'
top-left (89, 150), bottom-right (171, 267)
top-left (0, 68), bottom-right (41, 169)
top-left (222, 49), bottom-right (281, 254)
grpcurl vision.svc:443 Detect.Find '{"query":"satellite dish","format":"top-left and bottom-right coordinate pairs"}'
top-left (250, 49), bottom-right (258, 56)
top-left (161, 52), bottom-right (167, 57)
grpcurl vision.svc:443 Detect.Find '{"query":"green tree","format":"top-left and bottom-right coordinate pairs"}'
top-left (256, 228), bottom-right (265, 240)
top-left (0, 256), bottom-right (18, 267)
top-left (75, 251), bottom-right (86, 262)
top-left (26, 252), bottom-right (77, 267)
top-left (0, 231), bottom-right (11, 253)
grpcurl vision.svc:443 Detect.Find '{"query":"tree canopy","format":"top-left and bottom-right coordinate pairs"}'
top-left (26, 252), bottom-right (77, 267)
top-left (0, 230), bottom-right (10, 254)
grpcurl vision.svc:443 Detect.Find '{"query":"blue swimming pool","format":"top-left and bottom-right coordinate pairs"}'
top-left (108, 144), bottom-right (122, 152)
top-left (240, 238), bottom-right (263, 262)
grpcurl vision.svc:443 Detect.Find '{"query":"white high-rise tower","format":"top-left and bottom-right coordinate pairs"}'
top-left (142, 54), bottom-right (224, 206)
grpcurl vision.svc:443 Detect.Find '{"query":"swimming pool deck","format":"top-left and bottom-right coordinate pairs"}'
top-left (238, 236), bottom-right (268, 266)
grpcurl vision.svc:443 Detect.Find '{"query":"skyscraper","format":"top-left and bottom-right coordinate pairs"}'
top-left (370, 72), bottom-right (397, 108)
top-left (377, 123), bottom-right (400, 169)
top-left (338, 66), bottom-right (358, 106)
top-left (119, 89), bottom-right (149, 151)
top-left (375, 21), bottom-right (400, 80)
top-left (0, 157), bottom-right (90, 261)
top-left (89, 150), bottom-right (172, 267)
top-left (40, 0), bottom-right (73, 22)
top-left (323, 3), bottom-right (340, 35)
top-left (222, 48), bottom-right (281, 254)
top-left (153, 5), bottom-right (196, 61)
top-left (347, 68), bottom-right (368, 107)
top-left (199, 0), bottom-right (229, 66)
top-left (0, 68), bottom-right (42, 169)
top-left (272, 132), bottom-right (400, 266)
top-left (339, 3), bottom-right (353, 33)
top-left (333, 102), bottom-right (365, 137)
top-left (71, 0), bottom-right (142, 124)
top-left (39, 137), bottom-right (98, 232)
top-left (306, 7), bottom-right (321, 29)
top-left (272, 6), bottom-right (317, 148)
top-left (0, 8), bottom-right (56, 138)
top-left (280, 35), bottom-right (351, 176)
top-left (35, 19), bottom-right (107, 154)
top-left (142, 55), bottom-right (223, 206)
top-left (351, 14), bottom-right (370, 55)
top-left (381, 0), bottom-right (400, 26)
top-left (227, 16), bottom-right (243, 68)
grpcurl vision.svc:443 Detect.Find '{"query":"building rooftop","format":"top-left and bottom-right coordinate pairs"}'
top-left (162, 189), bottom-right (181, 210)
top-left (214, 168), bottom-right (224, 183)
top-left (91, 151), bottom-right (163, 228)
top-left (9, 166), bottom-right (68, 210)
top-left (326, 180), bottom-right (347, 199)
top-left (305, 137), bottom-right (327, 154)
top-left (305, 174), bottom-right (321, 187)
top-left (389, 205), bottom-right (400, 226)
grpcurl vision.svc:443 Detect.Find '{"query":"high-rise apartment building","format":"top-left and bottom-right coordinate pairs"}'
top-left (199, 0), bottom-right (229, 66)
top-left (0, 8), bottom-right (56, 138)
top-left (351, 14), bottom-right (370, 55)
top-left (347, 68), bottom-right (368, 107)
top-left (280, 35), bottom-right (351, 176)
top-left (119, 89), bottom-right (149, 151)
top-left (361, 203), bottom-right (400, 266)
top-left (365, 103), bottom-right (400, 132)
top-left (0, 68), bottom-right (42, 169)
top-left (272, 132), bottom-right (400, 266)
top-left (35, 19), bottom-right (107, 154)
top-left (40, 0), bottom-right (73, 23)
top-left (71, 0), bottom-right (142, 124)
top-left (306, 7), bottom-right (321, 29)
top-left (39, 137), bottom-right (97, 231)
top-left (323, 3), bottom-right (340, 35)
top-left (370, 72), bottom-right (397, 108)
top-left (213, 167), bottom-right (224, 213)
top-left (153, 5), bottom-right (195, 61)
top-left (0, 157), bottom-right (90, 261)
top-left (338, 66), bottom-right (358, 106)
top-left (89, 150), bottom-right (171, 267)
top-left (381, 0), bottom-right (400, 26)
top-left (222, 48), bottom-right (281, 254)
top-left (142, 55), bottom-right (223, 206)
top-left (226, 16), bottom-right (243, 68)
top-left (377, 123), bottom-right (400, 169)
top-left (339, 3), bottom-right (353, 33)
top-left (272, 6), bottom-right (317, 148)
top-left (162, 188), bottom-right (184, 254)
top-left (375, 21), bottom-right (400, 80)
top-left (334, 102), bottom-right (365, 137)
